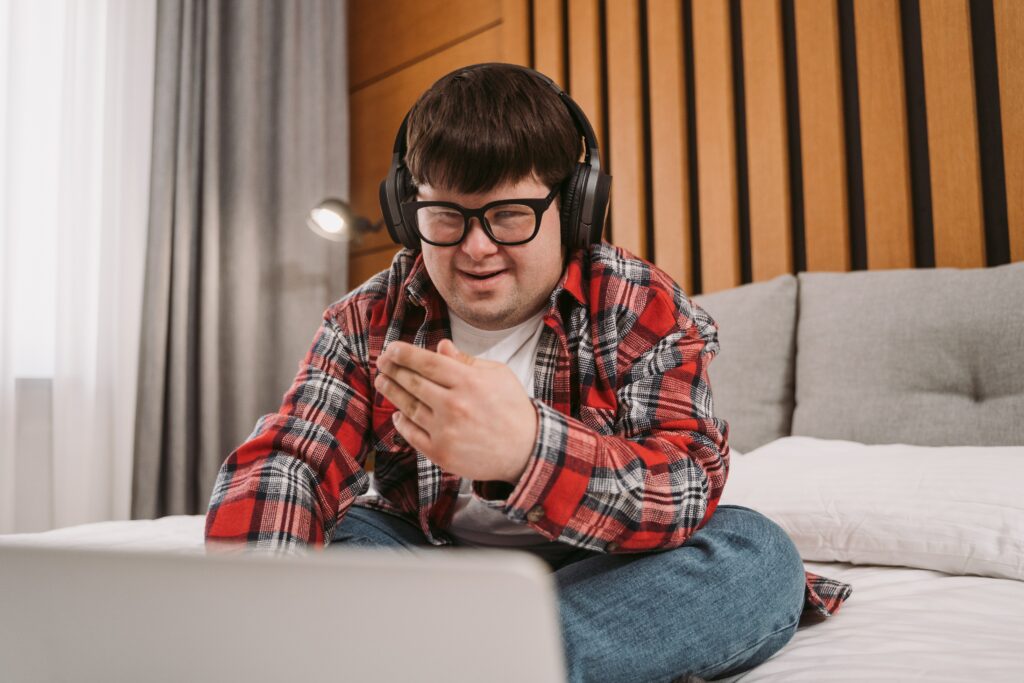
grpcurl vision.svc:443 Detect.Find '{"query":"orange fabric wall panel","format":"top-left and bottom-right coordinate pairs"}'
top-left (741, 0), bottom-right (792, 282)
top-left (995, 0), bottom-right (1024, 263)
top-left (533, 0), bottom-right (566, 86)
top-left (919, 0), bottom-right (986, 268)
top-left (793, 0), bottom-right (849, 272)
top-left (692, 0), bottom-right (741, 293)
top-left (853, 0), bottom-right (915, 269)
top-left (605, 0), bottom-right (647, 259)
top-left (647, 0), bottom-right (691, 291)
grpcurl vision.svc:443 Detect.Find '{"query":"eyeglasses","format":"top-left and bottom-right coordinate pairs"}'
top-left (400, 185), bottom-right (560, 247)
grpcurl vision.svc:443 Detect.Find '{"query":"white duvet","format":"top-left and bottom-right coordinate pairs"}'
top-left (3, 436), bottom-right (1023, 681)
top-left (725, 561), bottom-right (1024, 681)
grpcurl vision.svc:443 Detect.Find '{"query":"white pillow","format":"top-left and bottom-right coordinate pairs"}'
top-left (719, 436), bottom-right (1024, 581)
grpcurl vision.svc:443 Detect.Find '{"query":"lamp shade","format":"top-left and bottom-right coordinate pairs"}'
top-left (306, 198), bottom-right (384, 243)
top-left (307, 198), bottom-right (356, 242)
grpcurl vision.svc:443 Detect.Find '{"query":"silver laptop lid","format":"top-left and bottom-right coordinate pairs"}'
top-left (0, 544), bottom-right (567, 683)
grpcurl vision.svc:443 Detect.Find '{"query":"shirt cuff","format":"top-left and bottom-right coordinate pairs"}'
top-left (501, 398), bottom-right (597, 539)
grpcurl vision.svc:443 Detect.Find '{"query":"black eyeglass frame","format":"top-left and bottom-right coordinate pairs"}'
top-left (400, 185), bottom-right (561, 247)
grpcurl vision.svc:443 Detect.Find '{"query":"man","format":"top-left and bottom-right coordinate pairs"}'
top-left (206, 63), bottom-right (851, 682)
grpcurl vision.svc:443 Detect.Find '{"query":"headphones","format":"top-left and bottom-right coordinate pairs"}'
top-left (378, 63), bottom-right (611, 251)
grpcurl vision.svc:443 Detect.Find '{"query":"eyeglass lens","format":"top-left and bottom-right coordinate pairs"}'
top-left (416, 203), bottom-right (537, 245)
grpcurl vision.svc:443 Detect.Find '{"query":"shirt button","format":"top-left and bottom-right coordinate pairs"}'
top-left (526, 505), bottom-right (545, 523)
top-left (606, 542), bottom-right (619, 553)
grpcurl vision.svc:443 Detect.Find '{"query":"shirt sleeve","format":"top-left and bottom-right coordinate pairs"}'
top-left (499, 289), bottom-right (730, 554)
top-left (204, 312), bottom-right (374, 552)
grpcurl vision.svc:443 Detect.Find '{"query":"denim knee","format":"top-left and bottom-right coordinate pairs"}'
top-left (555, 505), bottom-right (807, 683)
top-left (695, 505), bottom-right (806, 678)
top-left (328, 506), bottom-right (428, 551)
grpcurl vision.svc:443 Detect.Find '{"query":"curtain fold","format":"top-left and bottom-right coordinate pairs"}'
top-left (1, 0), bottom-right (156, 533)
top-left (132, 0), bottom-right (349, 518)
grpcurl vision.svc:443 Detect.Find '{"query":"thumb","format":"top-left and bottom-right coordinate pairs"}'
top-left (438, 338), bottom-right (475, 365)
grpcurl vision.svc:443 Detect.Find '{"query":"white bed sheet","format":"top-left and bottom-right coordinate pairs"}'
top-left (3, 518), bottom-right (1023, 681)
top-left (0, 515), bottom-right (206, 553)
top-left (723, 561), bottom-right (1024, 682)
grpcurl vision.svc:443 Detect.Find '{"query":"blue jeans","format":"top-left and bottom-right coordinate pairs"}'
top-left (329, 504), bottom-right (805, 682)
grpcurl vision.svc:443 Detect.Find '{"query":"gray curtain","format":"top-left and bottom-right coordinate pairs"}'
top-left (132, 0), bottom-right (350, 518)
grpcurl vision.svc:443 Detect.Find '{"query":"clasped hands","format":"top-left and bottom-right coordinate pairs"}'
top-left (374, 340), bottom-right (538, 484)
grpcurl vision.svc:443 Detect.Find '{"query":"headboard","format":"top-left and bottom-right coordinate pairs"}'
top-left (695, 261), bottom-right (1024, 451)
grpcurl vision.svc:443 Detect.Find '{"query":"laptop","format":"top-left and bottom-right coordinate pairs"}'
top-left (0, 543), bottom-right (567, 682)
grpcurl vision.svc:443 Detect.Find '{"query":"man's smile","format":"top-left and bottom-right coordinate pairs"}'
top-left (458, 268), bottom-right (508, 283)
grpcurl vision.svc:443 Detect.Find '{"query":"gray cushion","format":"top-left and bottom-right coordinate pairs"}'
top-left (792, 262), bottom-right (1024, 446)
top-left (693, 275), bottom-right (798, 453)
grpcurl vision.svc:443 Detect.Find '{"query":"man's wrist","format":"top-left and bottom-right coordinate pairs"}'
top-left (501, 403), bottom-right (539, 483)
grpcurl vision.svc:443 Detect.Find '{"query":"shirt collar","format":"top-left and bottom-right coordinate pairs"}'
top-left (402, 251), bottom-right (433, 308)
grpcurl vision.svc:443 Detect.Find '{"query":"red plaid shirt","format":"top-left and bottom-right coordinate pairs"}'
top-left (206, 241), bottom-right (852, 617)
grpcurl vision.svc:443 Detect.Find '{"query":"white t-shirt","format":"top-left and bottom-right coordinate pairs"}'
top-left (446, 309), bottom-right (577, 564)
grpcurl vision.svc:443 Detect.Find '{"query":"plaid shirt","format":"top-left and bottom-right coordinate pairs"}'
top-left (206, 241), bottom-right (852, 617)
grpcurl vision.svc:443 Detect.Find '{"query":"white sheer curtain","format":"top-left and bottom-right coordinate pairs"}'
top-left (0, 0), bottom-right (156, 533)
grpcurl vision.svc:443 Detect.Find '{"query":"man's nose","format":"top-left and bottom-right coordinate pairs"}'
top-left (461, 217), bottom-right (498, 259)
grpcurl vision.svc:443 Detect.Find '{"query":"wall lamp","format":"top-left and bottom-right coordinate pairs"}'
top-left (307, 198), bottom-right (384, 243)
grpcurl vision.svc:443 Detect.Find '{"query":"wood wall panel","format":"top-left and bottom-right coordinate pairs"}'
top-left (350, 248), bottom-right (401, 292)
top-left (853, 0), bottom-right (914, 269)
top-left (692, 0), bottom-right (741, 293)
top-left (533, 0), bottom-right (566, 86)
top-left (500, 0), bottom-right (531, 65)
top-left (793, 0), bottom-right (849, 272)
top-left (605, 0), bottom-right (647, 258)
top-left (348, 0), bottom-right (1024, 296)
top-left (349, 0), bottom-right (501, 89)
top-left (741, 0), bottom-right (791, 282)
top-left (567, 0), bottom-right (605, 151)
top-left (919, 0), bottom-right (986, 268)
top-left (647, 0), bottom-right (691, 291)
top-left (995, 0), bottom-right (1024, 263)
top-left (348, 28), bottom-right (504, 270)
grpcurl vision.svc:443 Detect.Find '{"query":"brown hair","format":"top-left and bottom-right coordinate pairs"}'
top-left (404, 64), bottom-right (581, 195)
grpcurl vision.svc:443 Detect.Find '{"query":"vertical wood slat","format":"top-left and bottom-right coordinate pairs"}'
top-left (994, 0), bottom-right (1024, 263)
top-left (533, 0), bottom-right (566, 85)
top-left (500, 0), bottom-right (531, 65)
top-left (919, 0), bottom-right (986, 268)
top-left (647, 0), bottom-right (691, 291)
top-left (741, 0), bottom-right (792, 282)
top-left (568, 0), bottom-right (604, 151)
top-left (692, 0), bottom-right (740, 293)
top-left (793, 0), bottom-right (849, 272)
top-left (605, 0), bottom-right (646, 258)
top-left (853, 0), bottom-right (915, 269)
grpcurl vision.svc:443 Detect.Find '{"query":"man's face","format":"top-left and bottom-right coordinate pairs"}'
top-left (417, 175), bottom-right (566, 331)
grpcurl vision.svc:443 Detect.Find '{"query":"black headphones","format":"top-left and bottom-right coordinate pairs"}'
top-left (378, 63), bottom-right (611, 251)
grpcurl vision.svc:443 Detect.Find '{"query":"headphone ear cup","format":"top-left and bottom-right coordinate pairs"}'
top-left (587, 169), bottom-right (612, 246)
top-left (379, 166), bottom-right (420, 250)
top-left (560, 165), bottom-right (588, 250)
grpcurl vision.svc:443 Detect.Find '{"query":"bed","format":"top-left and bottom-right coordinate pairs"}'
top-left (3, 262), bottom-right (1022, 681)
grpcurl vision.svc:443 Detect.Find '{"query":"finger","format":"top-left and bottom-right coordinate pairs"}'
top-left (392, 411), bottom-right (431, 452)
top-left (378, 363), bottom-right (447, 411)
top-left (380, 341), bottom-right (466, 387)
top-left (437, 339), bottom-right (475, 365)
top-left (375, 372), bottom-right (435, 426)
